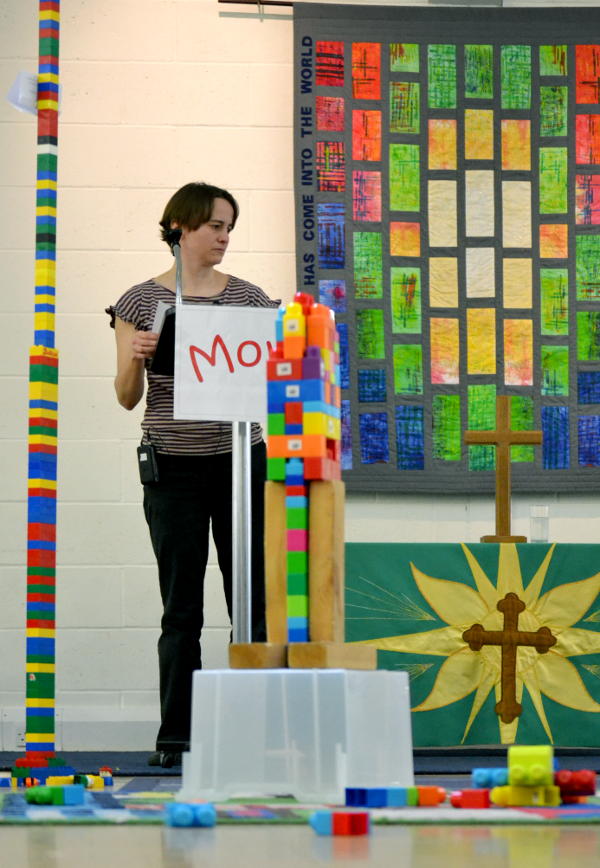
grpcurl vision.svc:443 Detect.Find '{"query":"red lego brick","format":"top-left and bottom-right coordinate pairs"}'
top-left (267, 359), bottom-right (303, 380)
top-left (554, 769), bottom-right (596, 797)
top-left (284, 402), bottom-right (303, 425)
top-left (303, 457), bottom-right (341, 481)
top-left (450, 789), bottom-right (491, 809)
top-left (286, 485), bottom-right (307, 497)
top-left (332, 811), bottom-right (369, 836)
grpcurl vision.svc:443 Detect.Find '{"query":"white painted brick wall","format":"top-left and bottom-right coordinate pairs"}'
top-left (0, 0), bottom-right (598, 750)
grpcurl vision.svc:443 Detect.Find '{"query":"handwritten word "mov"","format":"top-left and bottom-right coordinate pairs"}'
top-left (189, 334), bottom-right (275, 383)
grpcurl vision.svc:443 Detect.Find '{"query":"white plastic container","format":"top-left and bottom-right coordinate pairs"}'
top-left (177, 668), bottom-right (414, 804)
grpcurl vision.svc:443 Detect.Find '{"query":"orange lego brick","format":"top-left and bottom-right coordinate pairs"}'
top-left (267, 435), bottom-right (327, 459)
top-left (416, 786), bottom-right (446, 806)
top-left (282, 335), bottom-right (306, 359)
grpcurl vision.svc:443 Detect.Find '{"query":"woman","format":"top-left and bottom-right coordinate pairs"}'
top-left (107, 182), bottom-right (280, 767)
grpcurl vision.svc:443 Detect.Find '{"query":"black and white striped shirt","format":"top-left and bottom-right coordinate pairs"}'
top-left (108, 276), bottom-right (281, 455)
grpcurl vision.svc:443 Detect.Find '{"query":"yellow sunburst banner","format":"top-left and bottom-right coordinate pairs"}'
top-left (345, 542), bottom-right (600, 746)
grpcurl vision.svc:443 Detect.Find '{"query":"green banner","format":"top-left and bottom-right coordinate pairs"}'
top-left (345, 543), bottom-right (600, 747)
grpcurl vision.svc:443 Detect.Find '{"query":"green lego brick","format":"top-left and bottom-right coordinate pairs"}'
top-left (287, 596), bottom-right (309, 617)
top-left (287, 551), bottom-right (308, 574)
top-left (26, 673), bottom-right (55, 697)
top-left (407, 787), bottom-right (419, 806)
top-left (26, 609), bottom-right (55, 622)
top-left (25, 715), bottom-right (55, 733)
top-left (27, 567), bottom-right (55, 578)
top-left (287, 573), bottom-right (308, 595)
top-left (268, 413), bottom-right (285, 436)
top-left (286, 507), bottom-right (308, 530)
top-left (267, 457), bottom-right (286, 481)
top-left (27, 584), bottom-right (55, 595)
top-left (26, 654), bottom-right (55, 665)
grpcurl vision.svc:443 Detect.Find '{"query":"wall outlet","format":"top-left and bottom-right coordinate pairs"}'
top-left (16, 730), bottom-right (25, 749)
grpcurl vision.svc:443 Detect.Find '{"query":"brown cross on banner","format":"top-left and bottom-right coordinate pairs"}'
top-left (464, 395), bottom-right (543, 542)
top-left (463, 592), bottom-right (557, 724)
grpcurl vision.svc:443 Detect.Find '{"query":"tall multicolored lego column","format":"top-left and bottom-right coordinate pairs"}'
top-left (229, 293), bottom-right (375, 670)
top-left (12, 0), bottom-right (74, 784)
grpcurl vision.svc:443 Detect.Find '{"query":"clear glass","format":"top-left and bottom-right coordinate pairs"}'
top-left (530, 505), bottom-right (549, 543)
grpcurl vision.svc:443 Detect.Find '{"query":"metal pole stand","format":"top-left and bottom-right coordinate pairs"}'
top-left (231, 421), bottom-right (252, 644)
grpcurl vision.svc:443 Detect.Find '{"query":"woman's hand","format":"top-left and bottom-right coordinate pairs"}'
top-left (114, 319), bottom-right (152, 410)
top-left (131, 330), bottom-right (160, 360)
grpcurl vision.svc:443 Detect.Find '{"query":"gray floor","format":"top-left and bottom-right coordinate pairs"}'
top-left (3, 822), bottom-right (600, 867)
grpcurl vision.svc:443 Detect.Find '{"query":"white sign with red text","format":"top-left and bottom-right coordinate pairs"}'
top-left (173, 304), bottom-right (278, 425)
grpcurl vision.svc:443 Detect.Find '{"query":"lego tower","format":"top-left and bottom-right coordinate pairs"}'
top-left (230, 293), bottom-right (375, 670)
top-left (11, 0), bottom-right (78, 787)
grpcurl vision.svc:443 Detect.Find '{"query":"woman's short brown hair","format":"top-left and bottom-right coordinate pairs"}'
top-left (159, 182), bottom-right (239, 246)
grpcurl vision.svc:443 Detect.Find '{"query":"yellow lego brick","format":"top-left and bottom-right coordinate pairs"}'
top-left (29, 384), bottom-right (59, 403)
top-left (34, 311), bottom-right (55, 332)
top-left (35, 260), bottom-right (56, 285)
top-left (34, 294), bottom-right (56, 308)
top-left (28, 434), bottom-right (58, 448)
top-left (27, 733), bottom-right (54, 743)
top-left (26, 698), bottom-right (55, 708)
top-left (491, 784), bottom-right (561, 808)
top-left (26, 663), bottom-right (56, 674)
top-left (283, 302), bottom-right (306, 337)
top-left (36, 179), bottom-right (57, 191)
top-left (46, 776), bottom-right (76, 787)
top-left (508, 745), bottom-right (554, 787)
top-left (35, 207), bottom-right (57, 219)
top-left (38, 73), bottom-right (60, 85)
top-left (303, 412), bottom-right (341, 439)
top-left (25, 627), bottom-right (56, 640)
top-left (28, 479), bottom-right (57, 491)
top-left (26, 629), bottom-right (56, 639)
top-left (29, 407), bottom-right (57, 420)
top-left (39, 8), bottom-right (60, 20)
top-left (37, 99), bottom-right (60, 111)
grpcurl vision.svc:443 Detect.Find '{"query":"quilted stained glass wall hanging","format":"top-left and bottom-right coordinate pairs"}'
top-left (294, 4), bottom-right (600, 492)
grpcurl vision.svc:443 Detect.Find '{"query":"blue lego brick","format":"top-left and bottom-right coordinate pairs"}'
top-left (285, 424), bottom-right (303, 435)
top-left (309, 810), bottom-right (333, 835)
top-left (472, 768), bottom-right (508, 789)
top-left (303, 400), bottom-right (341, 419)
top-left (345, 787), bottom-right (387, 808)
top-left (285, 495), bottom-right (308, 509)
top-left (288, 624), bottom-right (309, 642)
top-left (26, 637), bottom-right (55, 656)
top-left (267, 379), bottom-right (326, 412)
top-left (166, 803), bottom-right (195, 827)
top-left (275, 309), bottom-right (284, 343)
top-left (62, 784), bottom-right (86, 805)
top-left (194, 803), bottom-right (217, 826)
top-left (285, 459), bottom-right (305, 486)
top-left (386, 787), bottom-right (409, 807)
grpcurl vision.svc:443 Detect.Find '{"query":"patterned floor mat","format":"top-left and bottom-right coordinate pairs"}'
top-left (2, 777), bottom-right (600, 825)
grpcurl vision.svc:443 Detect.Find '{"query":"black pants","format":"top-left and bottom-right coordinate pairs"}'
top-left (143, 442), bottom-right (267, 751)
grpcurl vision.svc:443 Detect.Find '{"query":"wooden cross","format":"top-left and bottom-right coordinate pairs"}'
top-left (464, 395), bottom-right (542, 542)
top-left (463, 592), bottom-right (557, 724)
